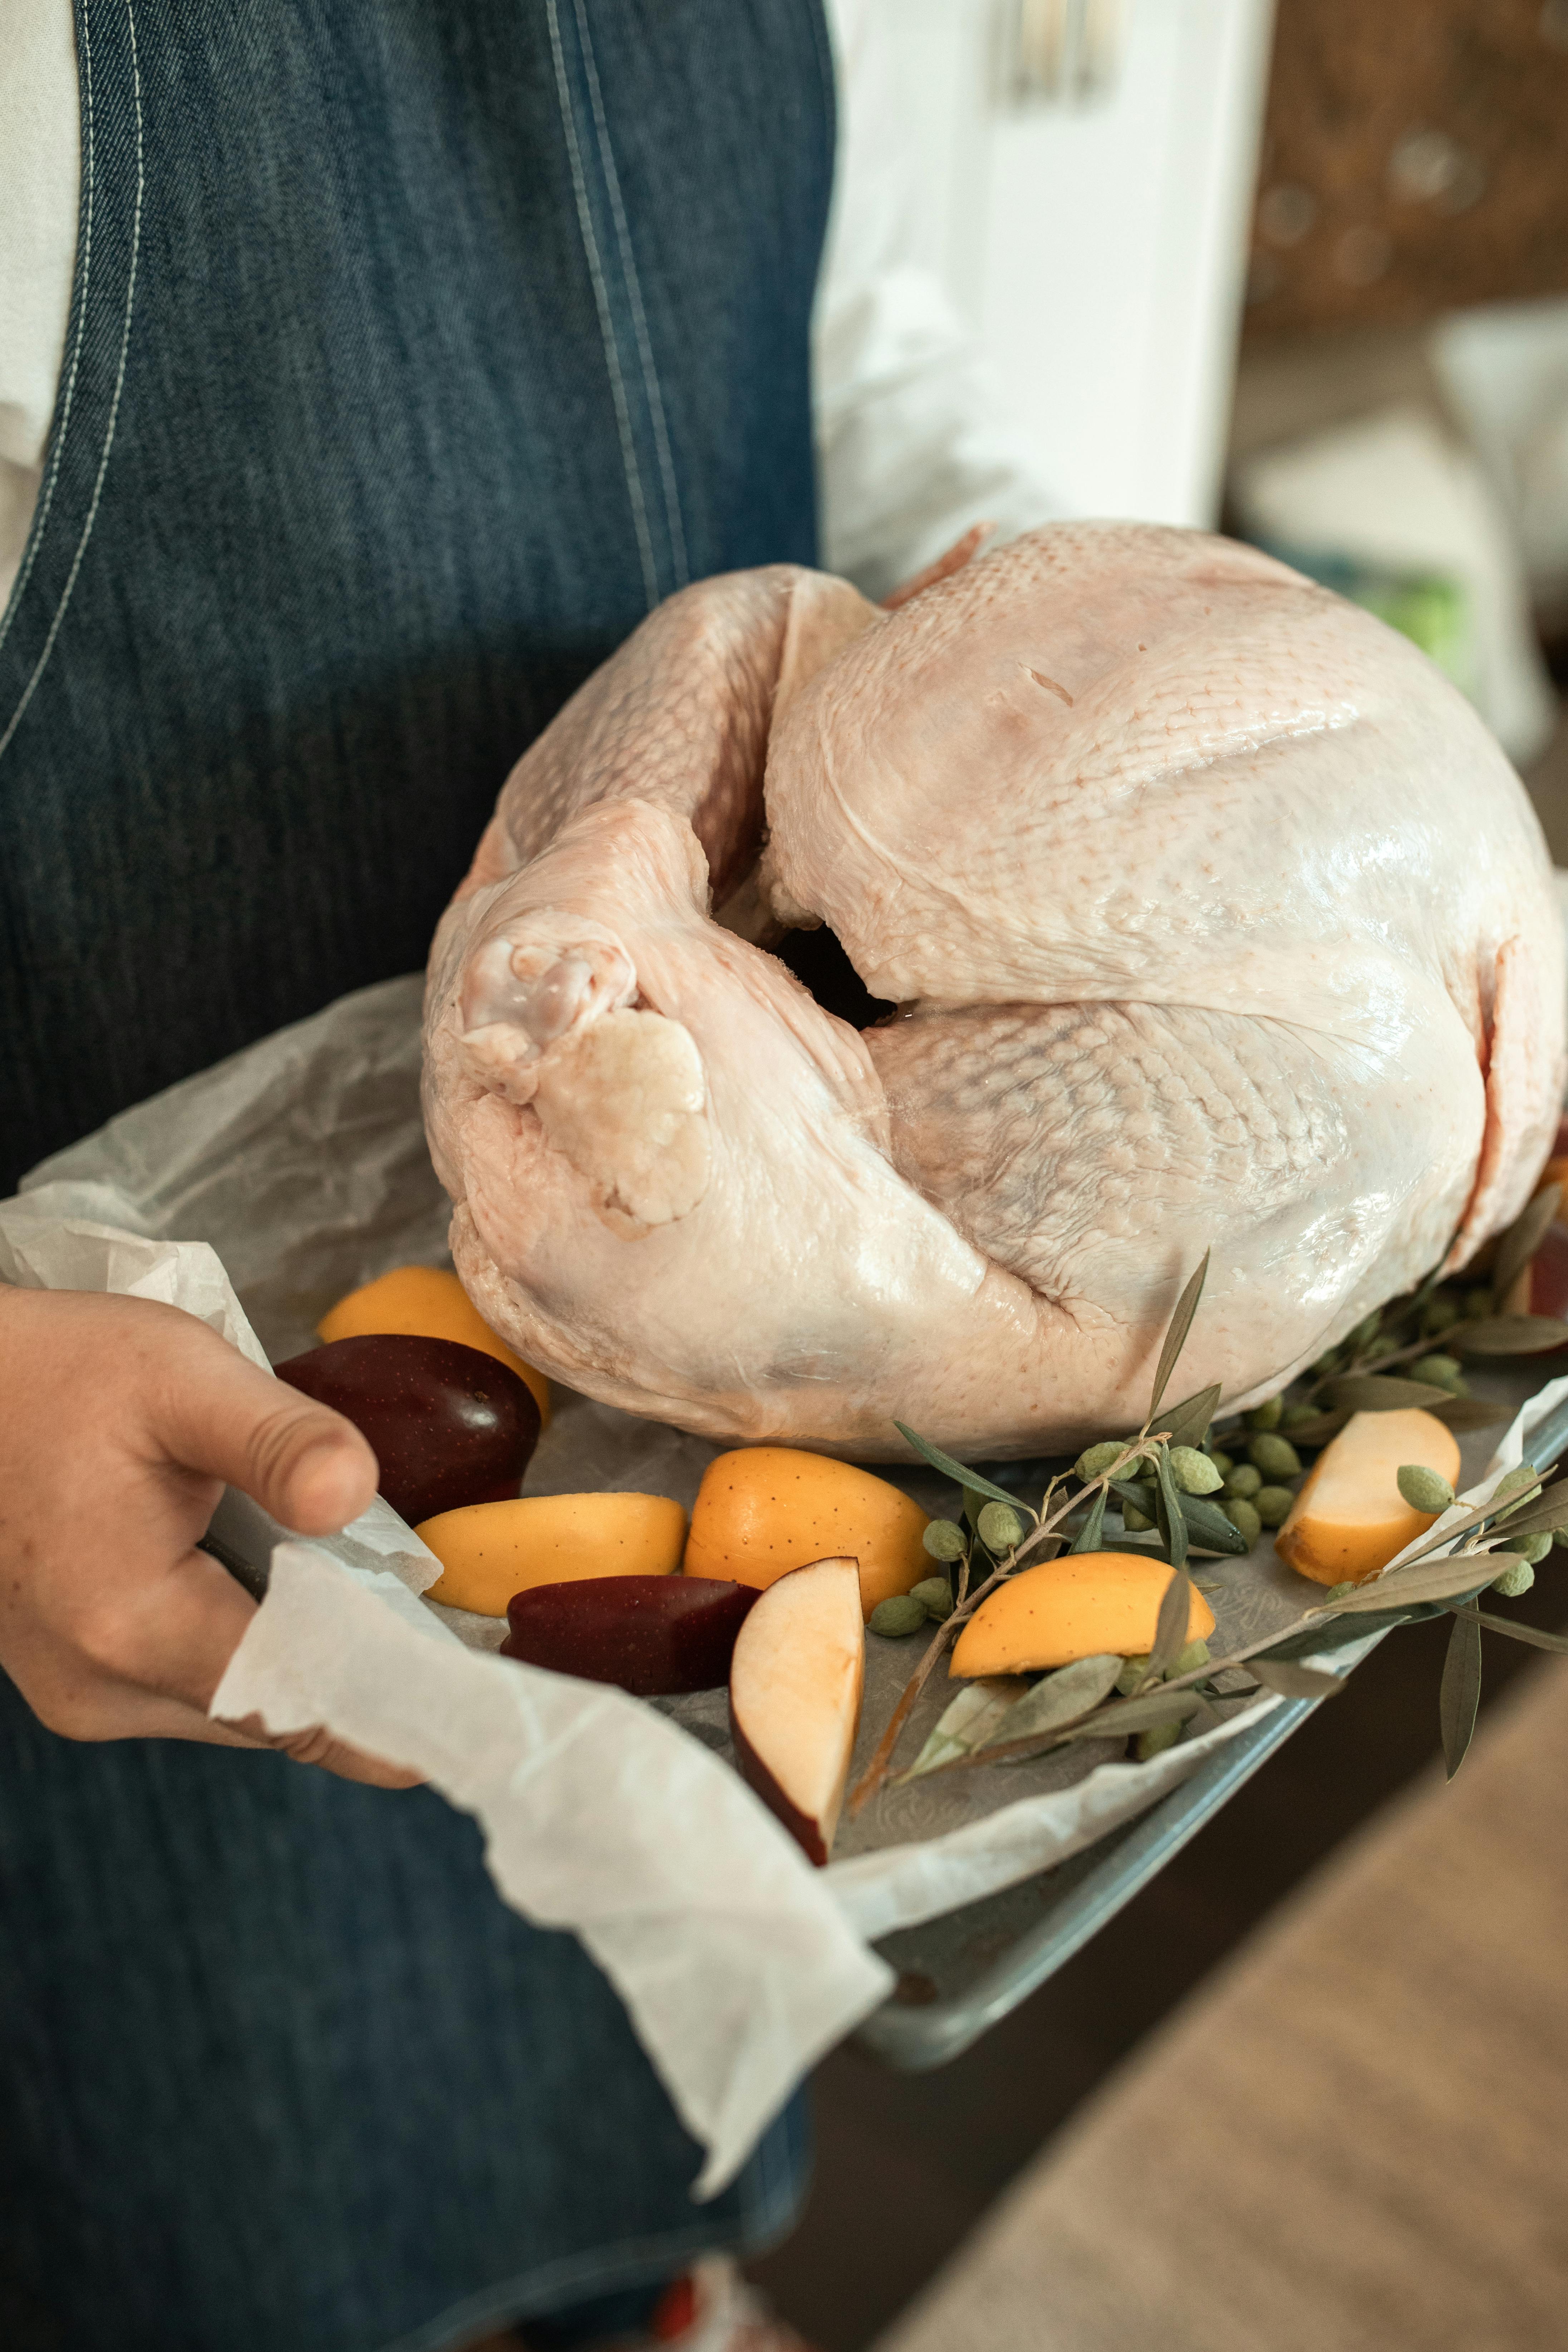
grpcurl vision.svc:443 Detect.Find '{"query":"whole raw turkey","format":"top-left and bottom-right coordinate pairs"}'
top-left (422, 523), bottom-right (1565, 1456)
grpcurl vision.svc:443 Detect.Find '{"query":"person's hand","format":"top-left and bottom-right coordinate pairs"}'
top-left (0, 1287), bottom-right (419, 1787)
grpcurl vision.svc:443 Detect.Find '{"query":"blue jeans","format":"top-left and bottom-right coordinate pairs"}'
top-left (0, 1669), bottom-right (808, 2351)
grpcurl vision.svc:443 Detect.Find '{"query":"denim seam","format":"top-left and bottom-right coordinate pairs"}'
top-left (0, 0), bottom-right (143, 767)
top-left (570, 0), bottom-right (688, 591)
top-left (545, 0), bottom-right (659, 612)
top-left (0, 0), bottom-right (97, 657)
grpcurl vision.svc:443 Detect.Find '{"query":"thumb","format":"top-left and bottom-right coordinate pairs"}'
top-left (154, 1333), bottom-right (379, 1534)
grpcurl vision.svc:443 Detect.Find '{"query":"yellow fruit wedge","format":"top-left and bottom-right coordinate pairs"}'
top-left (417, 1493), bottom-right (686, 1616)
top-left (318, 1264), bottom-right (550, 1423)
top-left (684, 1447), bottom-right (929, 1623)
top-left (948, 1551), bottom-right (1215, 1678)
top-left (1274, 1406), bottom-right (1461, 1586)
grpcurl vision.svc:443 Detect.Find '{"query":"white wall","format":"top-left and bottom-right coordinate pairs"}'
top-left (895, 0), bottom-right (1275, 527)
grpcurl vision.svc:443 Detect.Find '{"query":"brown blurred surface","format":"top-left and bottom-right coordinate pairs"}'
top-left (1245, 0), bottom-right (1568, 340)
top-left (871, 1647), bottom-right (1568, 2352)
top-left (751, 1570), bottom-right (1568, 2350)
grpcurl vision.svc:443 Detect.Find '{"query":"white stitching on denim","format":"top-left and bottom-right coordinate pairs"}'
top-left (0, 0), bottom-right (143, 768)
top-left (546, 0), bottom-right (659, 611)
top-left (571, 0), bottom-right (689, 590)
top-left (0, 0), bottom-right (97, 659)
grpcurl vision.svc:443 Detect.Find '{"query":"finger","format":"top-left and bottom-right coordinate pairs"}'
top-left (49, 1670), bottom-right (422, 1789)
top-left (150, 1333), bottom-right (378, 1534)
top-left (100, 1547), bottom-right (421, 1790)
top-left (222, 1711), bottom-right (426, 1789)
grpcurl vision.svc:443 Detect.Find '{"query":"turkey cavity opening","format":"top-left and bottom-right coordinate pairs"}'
top-left (776, 925), bottom-right (896, 1032)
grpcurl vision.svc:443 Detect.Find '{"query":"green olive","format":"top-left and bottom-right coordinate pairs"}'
top-left (1410, 1354), bottom-right (1464, 1394)
top-left (1253, 1485), bottom-right (1295, 1529)
top-left (1223, 1497), bottom-right (1263, 1546)
top-left (910, 1576), bottom-right (955, 1620)
top-left (1396, 1464), bottom-right (1455, 1514)
top-left (1168, 1445), bottom-right (1223, 1495)
top-left (1135, 1719), bottom-right (1185, 1762)
top-left (1248, 1433), bottom-right (1302, 1480)
top-left (869, 1595), bottom-right (927, 1637)
top-left (976, 1500), bottom-right (1024, 1554)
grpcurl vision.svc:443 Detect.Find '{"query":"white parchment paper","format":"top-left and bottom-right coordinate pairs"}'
top-left (6, 973), bottom-right (1558, 2181)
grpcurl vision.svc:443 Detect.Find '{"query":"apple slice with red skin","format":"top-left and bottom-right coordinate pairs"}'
top-left (274, 1333), bottom-right (540, 1527)
top-left (501, 1575), bottom-right (758, 1694)
top-left (728, 1555), bottom-right (864, 1867)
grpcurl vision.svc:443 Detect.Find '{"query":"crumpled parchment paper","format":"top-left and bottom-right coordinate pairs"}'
top-left (6, 971), bottom-right (1557, 2184)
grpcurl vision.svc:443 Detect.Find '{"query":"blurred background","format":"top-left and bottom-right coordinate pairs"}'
top-left (752, 6), bottom-right (1568, 2345)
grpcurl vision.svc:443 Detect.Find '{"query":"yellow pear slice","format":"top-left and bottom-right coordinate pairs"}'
top-left (417, 1492), bottom-right (686, 1615)
top-left (949, 1551), bottom-right (1215, 1678)
top-left (1274, 1406), bottom-right (1461, 1586)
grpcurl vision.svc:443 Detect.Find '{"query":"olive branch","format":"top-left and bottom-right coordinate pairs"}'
top-left (855, 1196), bottom-right (1568, 1810)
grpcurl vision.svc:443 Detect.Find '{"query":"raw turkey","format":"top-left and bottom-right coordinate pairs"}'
top-left (422, 523), bottom-right (1565, 1456)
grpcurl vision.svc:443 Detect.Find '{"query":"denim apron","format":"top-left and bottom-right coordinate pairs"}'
top-left (0, 5), bottom-right (830, 2345)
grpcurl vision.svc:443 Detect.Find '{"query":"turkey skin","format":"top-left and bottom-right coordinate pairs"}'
top-left (422, 523), bottom-right (1565, 1456)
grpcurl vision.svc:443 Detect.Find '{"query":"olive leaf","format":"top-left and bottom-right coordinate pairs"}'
top-left (1112, 1477), bottom-right (1248, 1556)
top-left (1153, 1448), bottom-right (1190, 1573)
top-left (1175, 1494), bottom-right (1252, 1555)
top-left (1428, 1394), bottom-right (1512, 1432)
top-left (1456, 1481), bottom-right (1568, 1546)
top-left (1440, 1599), bottom-right (1483, 1780)
top-left (1318, 1555), bottom-right (1496, 1612)
top-left (1146, 1251), bottom-right (1211, 1425)
top-left (898, 1678), bottom-right (1026, 1782)
top-left (1057, 1687), bottom-right (1203, 1745)
top-left (977, 1653), bottom-right (1122, 1750)
top-left (1446, 1606), bottom-right (1568, 1655)
top-left (1146, 1564), bottom-right (1195, 1679)
top-left (893, 1423), bottom-right (1037, 1519)
top-left (1271, 1406), bottom-right (1350, 1447)
top-left (1384, 1474), bottom-right (1568, 1571)
top-left (1450, 1314), bottom-right (1568, 1357)
top-left (1322, 1374), bottom-right (1454, 1412)
top-left (1491, 1181), bottom-right (1561, 1305)
top-left (1158, 1383), bottom-right (1223, 1451)
top-left (1071, 1486), bottom-right (1110, 1554)
top-left (954, 1682), bottom-right (1203, 1769)
top-left (1250, 1658), bottom-right (1347, 1699)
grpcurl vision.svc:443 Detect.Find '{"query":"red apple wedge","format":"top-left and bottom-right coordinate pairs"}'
top-left (501, 1575), bottom-right (758, 1694)
top-left (728, 1555), bottom-right (865, 1866)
